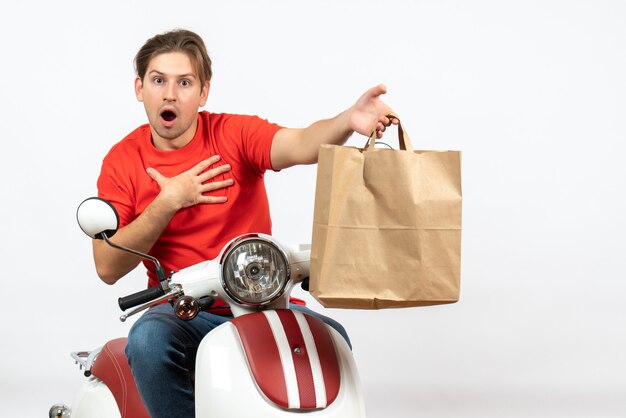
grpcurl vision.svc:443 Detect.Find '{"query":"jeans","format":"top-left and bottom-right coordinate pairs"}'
top-left (125, 303), bottom-right (351, 418)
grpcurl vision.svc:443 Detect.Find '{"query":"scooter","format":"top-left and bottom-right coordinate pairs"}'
top-left (49, 197), bottom-right (365, 418)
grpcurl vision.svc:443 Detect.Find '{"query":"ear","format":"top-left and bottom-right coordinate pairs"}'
top-left (135, 76), bottom-right (144, 102)
top-left (199, 82), bottom-right (210, 107)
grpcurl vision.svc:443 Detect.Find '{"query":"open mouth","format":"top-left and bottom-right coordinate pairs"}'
top-left (160, 110), bottom-right (177, 122)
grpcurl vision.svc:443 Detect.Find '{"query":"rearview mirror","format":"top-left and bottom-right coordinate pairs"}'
top-left (76, 197), bottom-right (119, 239)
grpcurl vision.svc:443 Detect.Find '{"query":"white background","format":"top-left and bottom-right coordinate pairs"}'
top-left (1, 1), bottom-right (625, 417)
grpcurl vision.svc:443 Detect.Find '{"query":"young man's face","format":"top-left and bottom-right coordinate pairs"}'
top-left (135, 51), bottom-right (209, 150)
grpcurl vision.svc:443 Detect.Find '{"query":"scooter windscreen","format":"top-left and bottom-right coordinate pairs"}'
top-left (221, 236), bottom-right (289, 306)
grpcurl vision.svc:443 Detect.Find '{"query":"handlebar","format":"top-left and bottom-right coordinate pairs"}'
top-left (118, 285), bottom-right (166, 311)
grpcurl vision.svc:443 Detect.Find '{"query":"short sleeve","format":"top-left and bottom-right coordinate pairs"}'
top-left (97, 154), bottom-right (135, 228)
top-left (239, 115), bottom-right (283, 174)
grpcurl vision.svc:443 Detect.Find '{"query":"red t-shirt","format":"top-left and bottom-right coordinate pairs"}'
top-left (97, 111), bottom-right (282, 292)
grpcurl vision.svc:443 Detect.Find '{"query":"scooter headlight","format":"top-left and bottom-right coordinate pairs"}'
top-left (221, 236), bottom-right (289, 306)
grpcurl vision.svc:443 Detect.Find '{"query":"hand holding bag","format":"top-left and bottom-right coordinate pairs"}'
top-left (309, 117), bottom-right (462, 309)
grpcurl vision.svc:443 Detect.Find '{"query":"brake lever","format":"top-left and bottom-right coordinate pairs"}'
top-left (120, 286), bottom-right (183, 322)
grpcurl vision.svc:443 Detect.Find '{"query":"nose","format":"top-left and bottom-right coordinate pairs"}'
top-left (163, 83), bottom-right (176, 102)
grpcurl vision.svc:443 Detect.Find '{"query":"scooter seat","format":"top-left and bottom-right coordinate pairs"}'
top-left (91, 337), bottom-right (150, 418)
top-left (232, 309), bottom-right (341, 410)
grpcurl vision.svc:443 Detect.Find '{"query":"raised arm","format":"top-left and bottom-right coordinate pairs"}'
top-left (93, 156), bottom-right (233, 284)
top-left (270, 84), bottom-right (397, 170)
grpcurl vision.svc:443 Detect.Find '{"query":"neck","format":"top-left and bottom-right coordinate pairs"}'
top-left (151, 118), bottom-right (198, 151)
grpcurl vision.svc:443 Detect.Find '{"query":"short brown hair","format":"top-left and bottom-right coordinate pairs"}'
top-left (135, 29), bottom-right (212, 86)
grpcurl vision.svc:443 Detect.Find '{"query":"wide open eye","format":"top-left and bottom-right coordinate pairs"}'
top-left (221, 237), bottom-right (289, 306)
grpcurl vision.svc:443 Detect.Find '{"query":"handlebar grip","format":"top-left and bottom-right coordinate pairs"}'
top-left (118, 286), bottom-right (165, 311)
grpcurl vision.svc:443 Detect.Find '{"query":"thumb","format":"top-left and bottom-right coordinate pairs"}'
top-left (146, 167), bottom-right (165, 184)
top-left (369, 83), bottom-right (387, 98)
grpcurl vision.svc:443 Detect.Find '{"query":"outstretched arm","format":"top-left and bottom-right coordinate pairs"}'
top-left (270, 84), bottom-right (397, 169)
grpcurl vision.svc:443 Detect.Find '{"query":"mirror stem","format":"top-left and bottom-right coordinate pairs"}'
top-left (101, 233), bottom-right (168, 283)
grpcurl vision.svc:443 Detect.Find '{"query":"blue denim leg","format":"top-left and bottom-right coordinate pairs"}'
top-left (290, 304), bottom-right (352, 349)
top-left (125, 303), bottom-right (231, 418)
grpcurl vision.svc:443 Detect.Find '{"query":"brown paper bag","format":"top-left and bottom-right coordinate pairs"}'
top-left (309, 118), bottom-right (462, 309)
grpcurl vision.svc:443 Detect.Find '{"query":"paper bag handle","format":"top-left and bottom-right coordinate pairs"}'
top-left (364, 114), bottom-right (414, 152)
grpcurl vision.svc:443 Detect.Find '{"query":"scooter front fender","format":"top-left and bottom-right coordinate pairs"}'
top-left (194, 317), bottom-right (365, 417)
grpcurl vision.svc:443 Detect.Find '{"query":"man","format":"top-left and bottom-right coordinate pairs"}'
top-left (94, 29), bottom-right (396, 417)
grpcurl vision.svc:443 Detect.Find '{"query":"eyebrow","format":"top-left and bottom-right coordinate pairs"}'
top-left (148, 69), bottom-right (197, 79)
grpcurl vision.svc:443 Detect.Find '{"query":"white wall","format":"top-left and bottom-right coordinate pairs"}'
top-left (1, 1), bottom-right (625, 416)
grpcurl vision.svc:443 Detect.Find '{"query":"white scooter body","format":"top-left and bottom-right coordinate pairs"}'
top-left (53, 198), bottom-right (366, 418)
top-left (67, 376), bottom-right (120, 418)
top-left (195, 316), bottom-right (364, 417)
top-left (66, 318), bottom-right (365, 418)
